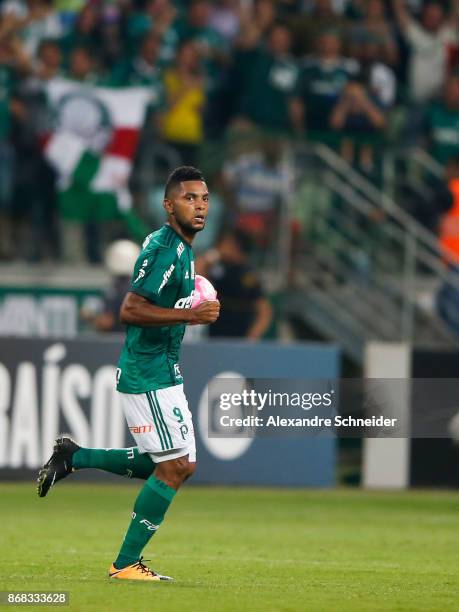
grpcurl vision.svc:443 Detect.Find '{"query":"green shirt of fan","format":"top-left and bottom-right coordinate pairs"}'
top-left (173, 21), bottom-right (227, 91)
top-left (117, 224), bottom-right (195, 394)
top-left (428, 103), bottom-right (459, 165)
top-left (0, 65), bottom-right (14, 139)
top-left (126, 13), bottom-right (178, 65)
top-left (294, 58), bottom-right (358, 131)
top-left (237, 49), bottom-right (298, 132)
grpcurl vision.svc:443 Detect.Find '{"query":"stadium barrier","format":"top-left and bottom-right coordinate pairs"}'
top-left (0, 337), bottom-right (339, 487)
top-left (363, 342), bottom-right (459, 489)
top-left (0, 285), bottom-right (104, 337)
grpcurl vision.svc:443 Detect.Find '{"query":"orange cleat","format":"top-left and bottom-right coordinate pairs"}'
top-left (108, 557), bottom-right (173, 581)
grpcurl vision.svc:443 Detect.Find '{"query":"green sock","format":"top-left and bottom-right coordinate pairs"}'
top-left (114, 475), bottom-right (176, 569)
top-left (72, 447), bottom-right (155, 480)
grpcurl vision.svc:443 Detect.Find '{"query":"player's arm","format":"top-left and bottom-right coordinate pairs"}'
top-left (330, 93), bottom-right (351, 130)
top-left (289, 97), bottom-right (305, 134)
top-left (120, 291), bottom-right (220, 326)
top-left (246, 297), bottom-right (273, 341)
top-left (289, 64), bottom-right (307, 134)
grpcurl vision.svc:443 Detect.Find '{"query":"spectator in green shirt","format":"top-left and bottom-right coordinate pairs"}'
top-left (294, 0), bottom-right (348, 56)
top-left (0, 39), bottom-right (15, 259)
top-left (126, 0), bottom-right (179, 68)
top-left (173, 0), bottom-right (228, 90)
top-left (289, 30), bottom-right (359, 135)
top-left (174, 0), bottom-right (223, 54)
top-left (233, 23), bottom-right (298, 133)
top-left (0, 42), bottom-right (15, 141)
top-left (60, 3), bottom-right (100, 64)
top-left (67, 45), bottom-right (99, 83)
top-left (35, 39), bottom-right (62, 81)
top-left (110, 33), bottom-right (164, 87)
top-left (427, 73), bottom-right (459, 166)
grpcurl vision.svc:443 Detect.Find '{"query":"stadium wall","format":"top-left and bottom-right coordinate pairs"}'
top-left (0, 337), bottom-right (339, 487)
top-left (363, 342), bottom-right (459, 489)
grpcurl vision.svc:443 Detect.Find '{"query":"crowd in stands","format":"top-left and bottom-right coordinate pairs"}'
top-left (0, 0), bottom-right (459, 263)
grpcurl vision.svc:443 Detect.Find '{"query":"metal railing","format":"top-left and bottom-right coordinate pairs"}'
top-left (278, 142), bottom-right (458, 357)
top-left (382, 147), bottom-right (445, 199)
top-left (128, 131), bottom-right (458, 357)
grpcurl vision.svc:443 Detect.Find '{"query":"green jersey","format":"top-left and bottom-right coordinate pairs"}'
top-left (295, 57), bottom-right (359, 130)
top-left (236, 48), bottom-right (298, 132)
top-left (0, 65), bottom-right (14, 139)
top-left (117, 224), bottom-right (195, 394)
top-left (428, 102), bottom-right (459, 165)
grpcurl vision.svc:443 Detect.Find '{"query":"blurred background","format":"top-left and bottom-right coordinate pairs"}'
top-left (1, 0), bottom-right (459, 490)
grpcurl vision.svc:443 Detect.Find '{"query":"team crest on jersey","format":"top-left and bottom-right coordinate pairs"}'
top-left (174, 291), bottom-right (194, 309)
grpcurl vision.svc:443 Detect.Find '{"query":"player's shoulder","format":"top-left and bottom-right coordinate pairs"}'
top-left (140, 226), bottom-right (186, 262)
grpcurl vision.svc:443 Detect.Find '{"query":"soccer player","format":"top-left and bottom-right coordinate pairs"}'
top-left (36, 166), bottom-right (220, 581)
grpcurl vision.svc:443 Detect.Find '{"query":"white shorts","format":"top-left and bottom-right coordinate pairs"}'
top-left (118, 384), bottom-right (196, 463)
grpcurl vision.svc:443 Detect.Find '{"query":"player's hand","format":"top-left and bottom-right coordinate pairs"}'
top-left (188, 300), bottom-right (220, 325)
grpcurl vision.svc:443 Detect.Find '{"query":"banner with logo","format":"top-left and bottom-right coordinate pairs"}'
top-left (44, 78), bottom-right (152, 222)
top-left (0, 287), bottom-right (104, 337)
top-left (0, 338), bottom-right (339, 487)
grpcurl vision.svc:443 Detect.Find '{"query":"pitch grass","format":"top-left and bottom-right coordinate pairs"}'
top-left (0, 484), bottom-right (458, 612)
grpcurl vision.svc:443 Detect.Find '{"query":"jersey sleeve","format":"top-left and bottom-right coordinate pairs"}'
top-left (130, 247), bottom-right (178, 303)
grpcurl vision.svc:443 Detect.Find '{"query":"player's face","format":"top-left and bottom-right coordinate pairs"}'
top-left (165, 180), bottom-right (209, 234)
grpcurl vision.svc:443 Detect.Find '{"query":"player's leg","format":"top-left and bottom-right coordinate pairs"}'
top-left (37, 440), bottom-right (156, 498)
top-left (72, 444), bottom-right (155, 479)
top-left (109, 385), bottom-right (196, 581)
top-left (110, 454), bottom-right (195, 580)
top-left (37, 389), bottom-right (172, 497)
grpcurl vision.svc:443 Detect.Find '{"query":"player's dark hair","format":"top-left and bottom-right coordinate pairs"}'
top-left (164, 166), bottom-right (205, 198)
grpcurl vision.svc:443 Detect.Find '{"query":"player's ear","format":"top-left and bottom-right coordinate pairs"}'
top-left (164, 198), bottom-right (174, 214)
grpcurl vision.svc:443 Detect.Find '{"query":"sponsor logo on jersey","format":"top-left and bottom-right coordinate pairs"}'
top-left (174, 364), bottom-right (181, 377)
top-left (158, 263), bottom-right (175, 293)
top-left (177, 242), bottom-right (185, 258)
top-left (129, 425), bottom-right (154, 434)
top-left (174, 291), bottom-right (194, 309)
top-left (185, 270), bottom-right (189, 279)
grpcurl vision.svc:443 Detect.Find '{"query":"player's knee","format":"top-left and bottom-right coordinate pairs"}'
top-left (184, 460), bottom-right (196, 481)
top-left (173, 456), bottom-right (195, 481)
top-left (155, 456), bottom-right (195, 488)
